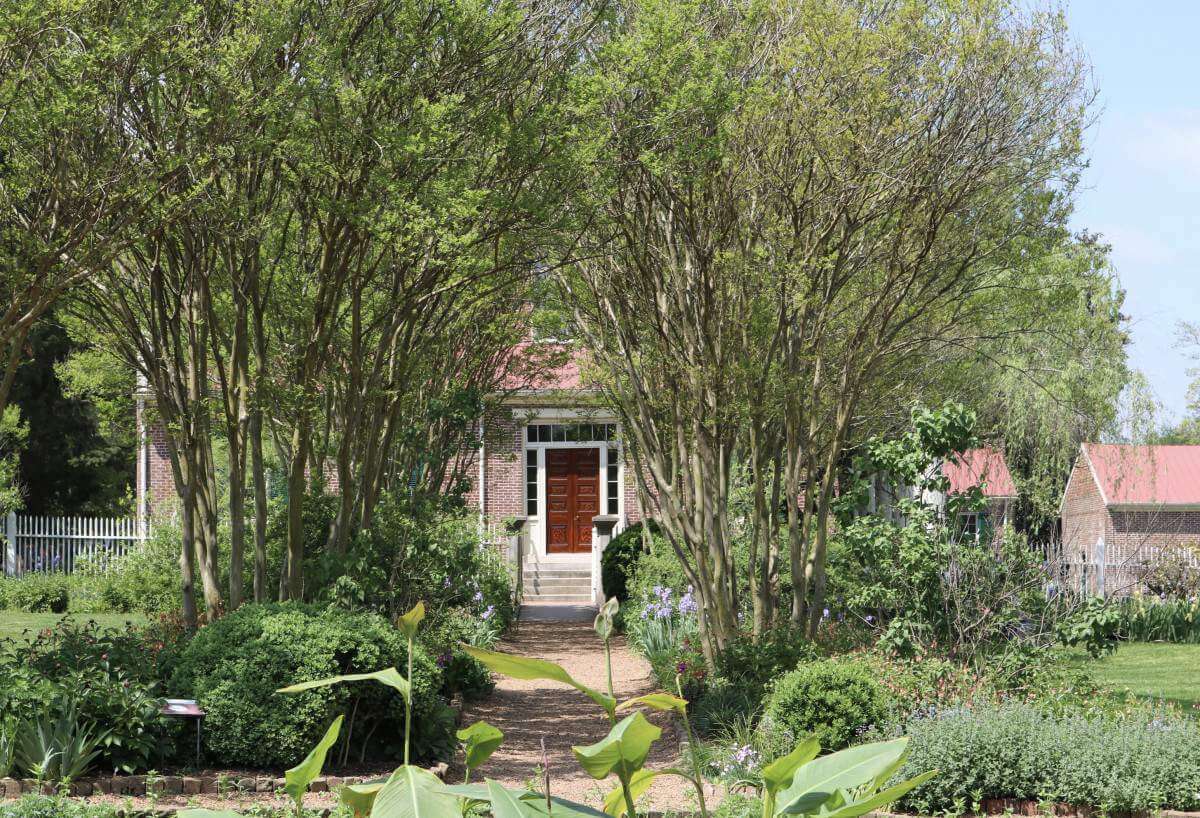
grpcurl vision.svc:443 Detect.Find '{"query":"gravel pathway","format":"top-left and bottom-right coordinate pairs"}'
top-left (456, 613), bottom-right (721, 812)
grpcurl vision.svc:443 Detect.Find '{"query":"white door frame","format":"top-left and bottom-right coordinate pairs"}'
top-left (521, 413), bottom-right (624, 563)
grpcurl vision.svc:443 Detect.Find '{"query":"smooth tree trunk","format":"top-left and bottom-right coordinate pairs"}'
top-left (249, 406), bottom-right (269, 603)
top-left (284, 423), bottom-right (309, 601)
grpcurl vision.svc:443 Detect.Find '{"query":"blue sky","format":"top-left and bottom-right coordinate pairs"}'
top-left (1066, 2), bottom-right (1200, 423)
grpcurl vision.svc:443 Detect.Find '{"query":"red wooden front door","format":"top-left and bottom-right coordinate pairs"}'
top-left (546, 448), bottom-right (599, 554)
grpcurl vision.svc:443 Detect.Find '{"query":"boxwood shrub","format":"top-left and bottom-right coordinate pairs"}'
top-left (171, 602), bottom-right (449, 768)
top-left (601, 521), bottom-right (661, 602)
top-left (762, 658), bottom-right (889, 751)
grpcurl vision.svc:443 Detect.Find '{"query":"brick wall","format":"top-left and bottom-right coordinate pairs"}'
top-left (1105, 510), bottom-right (1200, 589)
top-left (1061, 453), bottom-right (1107, 564)
top-left (136, 399), bottom-right (178, 519)
top-left (462, 407), bottom-right (525, 525)
top-left (1061, 449), bottom-right (1200, 594)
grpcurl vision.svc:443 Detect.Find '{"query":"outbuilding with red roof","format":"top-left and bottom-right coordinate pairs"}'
top-left (940, 447), bottom-right (1018, 541)
top-left (1060, 443), bottom-right (1200, 595)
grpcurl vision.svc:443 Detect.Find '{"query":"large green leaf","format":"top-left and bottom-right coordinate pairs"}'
top-left (616, 693), bottom-right (688, 715)
top-left (177, 811), bottom-right (243, 818)
top-left (572, 712), bottom-right (661, 780)
top-left (397, 602), bottom-right (426, 640)
top-left (277, 667), bottom-right (411, 704)
top-left (463, 645), bottom-right (616, 717)
top-left (457, 720), bottom-right (504, 771)
top-left (341, 777), bottom-right (389, 817)
top-left (438, 784), bottom-right (610, 818)
top-left (371, 765), bottom-right (459, 818)
top-left (439, 783), bottom-right (536, 802)
top-left (285, 715), bottom-right (343, 810)
top-left (761, 735), bottom-right (820, 796)
top-left (522, 796), bottom-right (613, 818)
top-left (775, 739), bottom-right (909, 816)
top-left (487, 779), bottom-right (539, 818)
top-left (819, 770), bottom-right (938, 818)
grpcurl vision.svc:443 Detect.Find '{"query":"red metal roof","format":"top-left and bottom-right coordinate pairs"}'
top-left (1082, 443), bottom-right (1200, 506)
top-left (944, 447), bottom-right (1017, 498)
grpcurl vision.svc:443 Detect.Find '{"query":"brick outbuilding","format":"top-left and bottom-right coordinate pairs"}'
top-left (1060, 443), bottom-right (1200, 595)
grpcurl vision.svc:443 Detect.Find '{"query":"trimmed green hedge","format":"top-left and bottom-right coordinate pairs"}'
top-left (762, 659), bottom-right (889, 751)
top-left (601, 520), bottom-right (661, 602)
top-left (171, 603), bottom-right (450, 768)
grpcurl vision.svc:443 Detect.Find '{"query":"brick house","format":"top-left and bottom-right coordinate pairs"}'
top-left (462, 345), bottom-right (649, 605)
top-left (133, 343), bottom-right (648, 605)
top-left (1060, 443), bottom-right (1200, 596)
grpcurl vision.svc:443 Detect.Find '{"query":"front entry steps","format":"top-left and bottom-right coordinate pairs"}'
top-left (522, 559), bottom-right (592, 603)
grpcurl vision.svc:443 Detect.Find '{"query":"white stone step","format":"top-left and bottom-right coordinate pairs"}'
top-left (526, 569), bottom-right (591, 580)
top-left (522, 593), bottom-right (594, 603)
top-left (523, 575), bottom-right (588, 590)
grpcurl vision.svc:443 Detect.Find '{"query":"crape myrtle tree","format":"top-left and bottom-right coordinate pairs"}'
top-left (72, 0), bottom-right (303, 624)
top-left (0, 2), bottom-right (170, 420)
top-left (67, 0), bottom-right (590, 622)
top-left (258, 0), bottom-right (589, 600)
top-left (0, 2), bottom-right (178, 511)
top-left (563, 0), bottom-right (1097, 658)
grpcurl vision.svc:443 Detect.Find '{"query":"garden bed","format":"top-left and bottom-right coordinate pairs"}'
top-left (0, 763), bottom-right (448, 800)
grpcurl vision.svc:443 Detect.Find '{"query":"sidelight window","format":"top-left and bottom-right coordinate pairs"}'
top-left (525, 449), bottom-right (538, 516)
top-left (606, 449), bottom-right (619, 515)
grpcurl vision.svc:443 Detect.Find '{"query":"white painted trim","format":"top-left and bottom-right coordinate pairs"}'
top-left (477, 419), bottom-right (486, 528)
top-left (518, 415), bottom-right (626, 563)
top-left (523, 407), bottom-right (618, 421)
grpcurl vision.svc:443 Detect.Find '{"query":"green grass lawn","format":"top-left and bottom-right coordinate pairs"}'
top-left (1067, 642), bottom-right (1200, 712)
top-left (0, 610), bottom-right (147, 642)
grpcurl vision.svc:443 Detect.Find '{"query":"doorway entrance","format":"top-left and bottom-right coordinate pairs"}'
top-left (546, 448), bottom-right (599, 554)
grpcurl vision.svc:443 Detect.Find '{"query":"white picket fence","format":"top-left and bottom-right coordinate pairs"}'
top-left (2, 513), bottom-right (148, 577)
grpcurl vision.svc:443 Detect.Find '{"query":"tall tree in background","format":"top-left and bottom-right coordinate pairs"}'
top-left (66, 0), bottom-right (590, 614)
top-left (0, 2), bottom-right (168, 421)
top-left (0, 2), bottom-right (175, 513)
top-left (1162, 321), bottom-right (1200, 443)
top-left (261, 0), bottom-right (586, 599)
top-left (565, 0), bottom-right (1097, 655)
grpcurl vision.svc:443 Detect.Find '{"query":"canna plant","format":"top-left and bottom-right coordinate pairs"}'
top-left (458, 720), bottom-right (505, 784)
top-left (463, 597), bottom-right (936, 818)
top-left (183, 597), bottom-right (936, 818)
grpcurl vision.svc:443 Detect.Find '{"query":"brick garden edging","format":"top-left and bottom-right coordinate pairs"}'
top-left (4, 786), bottom-right (1200, 818)
top-left (0, 762), bottom-right (449, 802)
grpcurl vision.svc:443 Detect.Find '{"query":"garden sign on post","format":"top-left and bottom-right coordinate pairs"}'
top-left (161, 698), bottom-right (206, 765)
